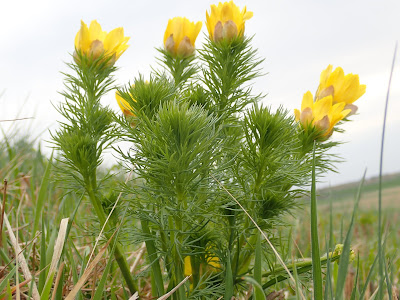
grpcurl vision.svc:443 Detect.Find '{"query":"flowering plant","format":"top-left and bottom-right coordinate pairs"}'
top-left (52, 2), bottom-right (365, 299)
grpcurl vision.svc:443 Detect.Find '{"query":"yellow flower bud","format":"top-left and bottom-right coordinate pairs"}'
top-left (206, 1), bottom-right (253, 42)
top-left (163, 17), bottom-right (202, 58)
top-left (349, 249), bottom-right (356, 262)
top-left (332, 244), bottom-right (356, 264)
top-left (333, 244), bottom-right (344, 256)
top-left (74, 20), bottom-right (129, 66)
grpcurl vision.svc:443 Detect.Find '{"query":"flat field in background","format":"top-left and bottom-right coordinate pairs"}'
top-left (318, 173), bottom-right (400, 210)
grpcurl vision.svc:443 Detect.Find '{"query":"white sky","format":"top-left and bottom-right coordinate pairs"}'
top-left (1, 0), bottom-right (399, 186)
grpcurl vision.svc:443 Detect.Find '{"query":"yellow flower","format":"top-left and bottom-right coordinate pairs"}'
top-left (183, 249), bottom-right (221, 277)
top-left (74, 20), bottom-right (129, 65)
top-left (115, 91), bottom-right (135, 117)
top-left (206, 253), bottom-right (221, 272)
top-left (184, 256), bottom-right (192, 276)
top-left (206, 1), bottom-right (253, 42)
top-left (316, 65), bottom-right (366, 115)
top-left (164, 17), bottom-right (202, 57)
top-left (294, 91), bottom-right (351, 138)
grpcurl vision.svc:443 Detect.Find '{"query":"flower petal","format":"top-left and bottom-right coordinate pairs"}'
top-left (301, 91), bottom-right (314, 111)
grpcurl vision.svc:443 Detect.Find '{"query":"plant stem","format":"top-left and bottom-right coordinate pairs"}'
top-left (141, 219), bottom-right (164, 296)
top-left (86, 183), bottom-right (138, 295)
top-left (174, 192), bottom-right (187, 299)
top-left (310, 142), bottom-right (323, 300)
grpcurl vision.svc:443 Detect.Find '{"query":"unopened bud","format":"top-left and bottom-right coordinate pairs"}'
top-left (177, 36), bottom-right (195, 57)
top-left (165, 34), bottom-right (175, 54)
top-left (349, 249), bottom-right (356, 262)
top-left (222, 20), bottom-right (238, 41)
top-left (333, 244), bottom-right (356, 264)
top-left (300, 107), bottom-right (313, 126)
top-left (333, 244), bottom-right (344, 256)
top-left (344, 104), bottom-right (358, 116)
top-left (318, 85), bottom-right (334, 100)
top-left (314, 115), bottom-right (330, 132)
top-left (89, 40), bottom-right (104, 60)
top-left (213, 21), bottom-right (223, 42)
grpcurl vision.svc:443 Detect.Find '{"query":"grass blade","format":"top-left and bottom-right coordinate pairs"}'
top-left (141, 219), bottom-right (164, 296)
top-left (33, 152), bottom-right (53, 238)
top-left (383, 245), bottom-right (393, 300)
top-left (38, 220), bottom-right (46, 293)
top-left (310, 142), bottom-right (323, 300)
top-left (3, 209), bottom-right (40, 299)
top-left (254, 231), bottom-right (265, 300)
top-left (349, 255), bottom-right (360, 300)
top-left (377, 41), bottom-right (397, 300)
top-left (92, 247), bottom-right (116, 300)
top-left (242, 277), bottom-right (266, 300)
top-left (93, 219), bottom-right (126, 300)
top-left (292, 256), bottom-right (301, 300)
top-left (0, 266), bottom-right (16, 293)
top-left (334, 170), bottom-right (366, 299)
top-left (50, 262), bottom-right (65, 300)
top-left (40, 272), bottom-right (55, 300)
top-left (64, 235), bottom-right (113, 300)
top-left (43, 218), bottom-right (69, 297)
top-left (224, 250), bottom-right (234, 300)
top-left (324, 235), bottom-right (332, 300)
top-left (359, 254), bottom-right (378, 299)
top-left (157, 276), bottom-right (191, 300)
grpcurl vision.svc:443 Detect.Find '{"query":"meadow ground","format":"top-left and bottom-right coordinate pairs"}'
top-left (1, 137), bottom-right (399, 298)
top-left (286, 173), bottom-right (400, 298)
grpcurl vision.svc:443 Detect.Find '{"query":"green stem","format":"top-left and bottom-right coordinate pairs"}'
top-left (190, 255), bottom-right (200, 290)
top-left (254, 232), bottom-right (264, 300)
top-left (235, 181), bottom-right (260, 274)
top-left (141, 219), bottom-right (164, 297)
top-left (86, 183), bottom-right (138, 295)
top-left (173, 191), bottom-right (187, 299)
top-left (310, 143), bottom-right (323, 300)
top-left (261, 253), bottom-right (341, 278)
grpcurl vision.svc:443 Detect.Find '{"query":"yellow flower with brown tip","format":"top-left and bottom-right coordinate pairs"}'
top-left (316, 65), bottom-right (366, 115)
top-left (206, 1), bottom-right (253, 42)
top-left (164, 17), bottom-right (202, 58)
top-left (115, 91), bottom-right (135, 117)
top-left (294, 91), bottom-right (351, 139)
top-left (74, 20), bottom-right (129, 65)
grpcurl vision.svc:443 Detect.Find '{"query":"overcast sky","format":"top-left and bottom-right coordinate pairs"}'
top-left (1, 0), bottom-right (399, 186)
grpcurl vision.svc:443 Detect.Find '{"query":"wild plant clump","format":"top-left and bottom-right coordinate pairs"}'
top-left (3, 2), bottom-right (377, 299)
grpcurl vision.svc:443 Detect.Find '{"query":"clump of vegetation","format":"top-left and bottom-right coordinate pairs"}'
top-left (1, 1), bottom-right (397, 299)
